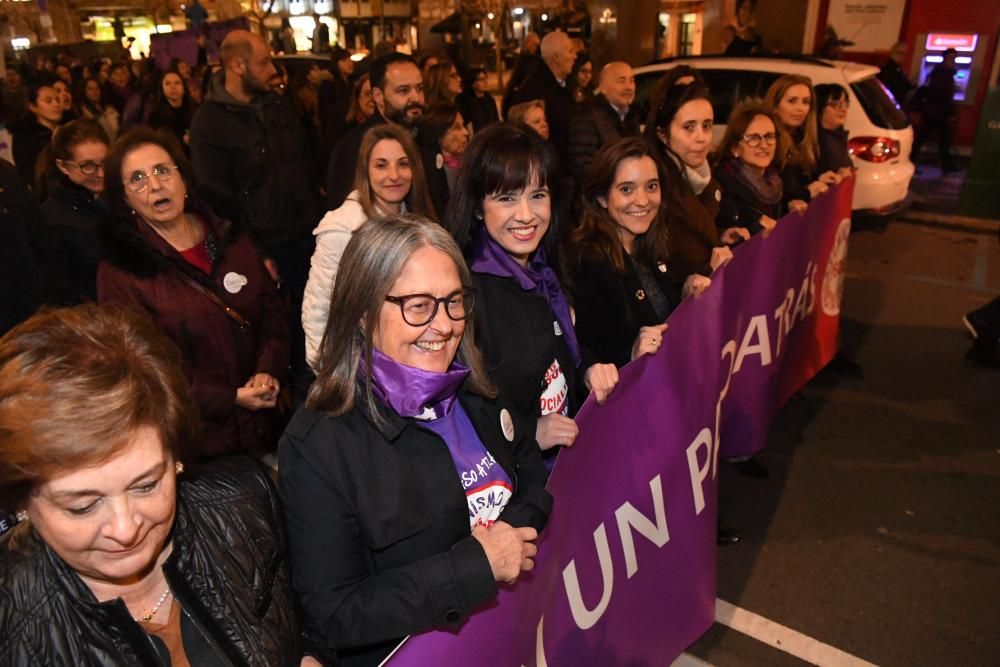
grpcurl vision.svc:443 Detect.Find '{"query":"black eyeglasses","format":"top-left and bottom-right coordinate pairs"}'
top-left (741, 132), bottom-right (778, 147)
top-left (385, 288), bottom-right (475, 327)
top-left (63, 160), bottom-right (105, 175)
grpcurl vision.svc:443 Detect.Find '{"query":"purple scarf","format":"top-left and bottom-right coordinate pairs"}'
top-left (364, 347), bottom-right (470, 420)
top-left (470, 228), bottom-right (581, 366)
top-left (728, 159), bottom-right (784, 206)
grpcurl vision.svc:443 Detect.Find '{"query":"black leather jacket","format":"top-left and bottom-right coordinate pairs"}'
top-left (0, 457), bottom-right (301, 666)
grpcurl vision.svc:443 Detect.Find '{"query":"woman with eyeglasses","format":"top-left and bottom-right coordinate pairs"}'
top-left (764, 75), bottom-right (841, 212)
top-left (814, 83), bottom-right (855, 180)
top-left (447, 123), bottom-right (619, 463)
top-left (97, 127), bottom-right (289, 459)
top-left (714, 101), bottom-right (786, 236)
top-left (38, 120), bottom-right (111, 305)
top-left (280, 215), bottom-right (550, 666)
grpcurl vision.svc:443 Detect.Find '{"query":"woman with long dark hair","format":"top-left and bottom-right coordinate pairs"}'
top-left (148, 70), bottom-right (194, 149)
top-left (76, 75), bottom-right (120, 140)
top-left (565, 137), bottom-right (681, 367)
top-left (11, 76), bottom-right (63, 187)
top-left (417, 102), bottom-right (470, 216)
top-left (446, 123), bottom-right (618, 461)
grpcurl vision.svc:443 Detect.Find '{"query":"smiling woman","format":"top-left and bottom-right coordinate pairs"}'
top-left (0, 304), bottom-right (304, 666)
top-left (281, 214), bottom-right (551, 666)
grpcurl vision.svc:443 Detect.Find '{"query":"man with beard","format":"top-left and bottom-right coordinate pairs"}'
top-left (324, 52), bottom-right (425, 209)
top-left (189, 29), bottom-right (322, 398)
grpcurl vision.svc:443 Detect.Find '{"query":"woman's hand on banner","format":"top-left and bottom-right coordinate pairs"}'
top-left (759, 215), bottom-right (778, 238)
top-left (473, 521), bottom-right (539, 583)
top-left (789, 199), bottom-right (809, 215)
top-left (683, 274), bottom-right (712, 299)
top-left (536, 413), bottom-right (580, 450)
top-left (585, 363), bottom-right (620, 405)
top-left (710, 246), bottom-right (734, 272)
top-left (808, 179), bottom-right (830, 198)
top-left (632, 323), bottom-right (668, 360)
top-left (721, 226), bottom-right (751, 245)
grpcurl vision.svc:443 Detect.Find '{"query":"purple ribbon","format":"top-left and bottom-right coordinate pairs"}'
top-left (470, 228), bottom-right (581, 366)
top-left (364, 347), bottom-right (470, 419)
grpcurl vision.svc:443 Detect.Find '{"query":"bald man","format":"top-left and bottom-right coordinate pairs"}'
top-left (503, 30), bottom-right (577, 166)
top-left (568, 61), bottom-right (641, 183)
top-left (190, 29), bottom-right (322, 390)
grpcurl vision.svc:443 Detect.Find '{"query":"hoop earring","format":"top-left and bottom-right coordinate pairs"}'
top-left (175, 461), bottom-right (184, 475)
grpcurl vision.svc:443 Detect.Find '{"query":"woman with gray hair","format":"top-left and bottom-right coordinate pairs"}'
top-left (279, 214), bottom-right (551, 666)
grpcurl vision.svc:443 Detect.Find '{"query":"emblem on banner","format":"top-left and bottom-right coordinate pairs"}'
top-left (821, 218), bottom-right (851, 316)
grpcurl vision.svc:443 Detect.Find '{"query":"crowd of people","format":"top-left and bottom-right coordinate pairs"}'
top-left (4, 25), bottom-right (982, 667)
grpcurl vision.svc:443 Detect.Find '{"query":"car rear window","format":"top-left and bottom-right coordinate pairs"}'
top-left (850, 76), bottom-right (909, 130)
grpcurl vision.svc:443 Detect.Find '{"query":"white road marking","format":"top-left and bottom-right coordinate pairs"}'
top-left (714, 598), bottom-right (879, 666)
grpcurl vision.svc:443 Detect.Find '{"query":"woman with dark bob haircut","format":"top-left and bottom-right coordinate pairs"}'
top-left (279, 214), bottom-right (551, 666)
top-left (97, 127), bottom-right (289, 459)
top-left (565, 137), bottom-right (683, 368)
top-left (0, 304), bottom-right (306, 666)
top-left (447, 122), bottom-right (619, 464)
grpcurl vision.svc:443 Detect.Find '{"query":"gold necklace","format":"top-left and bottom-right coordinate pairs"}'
top-left (136, 587), bottom-right (172, 624)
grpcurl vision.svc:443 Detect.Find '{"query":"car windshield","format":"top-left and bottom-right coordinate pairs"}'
top-left (850, 76), bottom-right (909, 130)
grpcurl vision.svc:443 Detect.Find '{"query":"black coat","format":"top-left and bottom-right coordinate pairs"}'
top-left (0, 458), bottom-right (302, 666)
top-left (324, 113), bottom-right (386, 210)
top-left (455, 90), bottom-right (500, 133)
top-left (148, 99), bottom-right (193, 150)
top-left (189, 72), bottom-right (322, 253)
top-left (10, 114), bottom-right (52, 188)
top-left (39, 177), bottom-right (108, 305)
top-left (568, 94), bottom-right (642, 183)
top-left (503, 61), bottom-right (575, 167)
top-left (566, 252), bottom-right (680, 368)
top-left (714, 161), bottom-right (784, 236)
top-left (778, 159), bottom-right (815, 205)
top-left (0, 158), bottom-right (44, 335)
top-left (278, 387), bottom-right (552, 667)
top-left (817, 127), bottom-right (853, 174)
top-left (878, 59), bottom-right (914, 106)
top-left (473, 271), bottom-right (585, 421)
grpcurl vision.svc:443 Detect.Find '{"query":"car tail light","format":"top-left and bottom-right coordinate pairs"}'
top-left (848, 136), bottom-right (901, 163)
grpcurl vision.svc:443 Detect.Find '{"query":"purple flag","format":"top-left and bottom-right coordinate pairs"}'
top-left (385, 180), bottom-right (854, 665)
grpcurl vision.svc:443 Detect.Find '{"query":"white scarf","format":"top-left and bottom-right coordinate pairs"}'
top-left (667, 150), bottom-right (712, 195)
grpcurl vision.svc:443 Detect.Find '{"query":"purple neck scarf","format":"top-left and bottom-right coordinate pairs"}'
top-left (470, 228), bottom-right (581, 366)
top-left (365, 347), bottom-right (470, 420)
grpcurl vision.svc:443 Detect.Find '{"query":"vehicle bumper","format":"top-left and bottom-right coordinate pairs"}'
top-left (851, 159), bottom-right (915, 212)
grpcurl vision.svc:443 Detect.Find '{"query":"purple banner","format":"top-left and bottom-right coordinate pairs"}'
top-left (385, 181), bottom-right (854, 666)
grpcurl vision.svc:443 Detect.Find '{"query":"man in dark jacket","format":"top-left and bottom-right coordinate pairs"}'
top-left (878, 41), bottom-right (915, 106)
top-left (568, 61), bottom-right (642, 184)
top-left (189, 29), bottom-right (321, 294)
top-left (503, 30), bottom-right (577, 167)
top-left (911, 48), bottom-right (958, 172)
top-left (325, 52), bottom-right (425, 209)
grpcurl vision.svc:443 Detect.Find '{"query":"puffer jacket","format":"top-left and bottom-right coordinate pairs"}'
top-left (0, 457), bottom-right (303, 666)
top-left (301, 191), bottom-right (369, 369)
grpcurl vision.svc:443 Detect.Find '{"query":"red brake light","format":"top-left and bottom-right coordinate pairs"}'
top-left (848, 136), bottom-right (901, 163)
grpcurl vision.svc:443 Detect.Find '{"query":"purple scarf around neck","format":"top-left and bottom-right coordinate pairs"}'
top-left (363, 347), bottom-right (470, 420)
top-left (728, 159), bottom-right (784, 206)
top-left (470, 227), bottom-right (581, 366)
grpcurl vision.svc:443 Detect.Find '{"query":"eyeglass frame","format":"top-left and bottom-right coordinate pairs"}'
top-left (123, 163), bottom-right (181, 194)
top-left (60, 159), bottom-right (105, 176)
top-left (740, 132), bottom-right (778, 147)
top-left (825, 99), bottom-right (850, 110)
top-left (384, 288), bottom-right (476, 327)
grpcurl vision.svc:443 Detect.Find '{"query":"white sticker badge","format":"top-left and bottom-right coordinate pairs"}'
top-left (500, 409), bottom-right (515, 442)
top-left (223, 272), bottom-right (248, 294)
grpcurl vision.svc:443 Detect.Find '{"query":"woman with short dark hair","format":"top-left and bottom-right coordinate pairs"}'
top-left (813, 83), bottom-right (854, 178)
top-left (0, 304), bottom-right (304, 666)
top-left (280, 214), bottom-right (551, 666)
top-left (417, 102), bottom-right (470, 216)
top-left (11, 76), bottom-right (63, 186)
top-left (456, 67), bottom-right (500, 133)
top-left (98, 127), bottom-right (289, 458)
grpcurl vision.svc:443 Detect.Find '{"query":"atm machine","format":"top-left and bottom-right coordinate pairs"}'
top-left (912, 33), bottom-right (988, 104)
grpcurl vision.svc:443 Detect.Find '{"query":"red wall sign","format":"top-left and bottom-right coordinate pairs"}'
top-left (925, 33), bottom-right (978, 51)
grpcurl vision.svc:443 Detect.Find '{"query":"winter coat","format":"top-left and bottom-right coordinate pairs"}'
top-left (456, 90), bottom-right (500, 133)
top-left (10, 114), bottom-right (52, 187)
top-left (97, 203), bottom-right (289, 458)
top-left (568, 94), bottom-right (642, 182)
top-left (817, 126), bottom-right (853, 174)
top-left (148, 99), bottom-right (193, 150)
top-left (189, 71), bottom-right (322, 254)
top-left (278, 385), bottom-right (552, 667)
top-left (0, 158), bottom-right (43, 335)
top-left (301, 192), bottom-right (369, 368)
top-left (39, 176), bottom-right (109, 305)
top-left (566, 250), bottom-right (680, 368)
top-left (472, 272), bottom-right (585, 422)
top-left (714, 160), bottom-right (784, 236)
top-left (0, 457), bottom-right (303, 666)
top-left (503, 60), bottom-right (575, 168)
top-left (878, 59), bottom-right (914, 106)
top-left (662, 157), bottom-right (724, 283)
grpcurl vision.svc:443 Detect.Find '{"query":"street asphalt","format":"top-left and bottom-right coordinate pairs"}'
top-left (683, 166), bottom-right (1000, 666)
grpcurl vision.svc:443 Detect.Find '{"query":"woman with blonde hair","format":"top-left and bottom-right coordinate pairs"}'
top-left (508, 99), bottom-right (549, 140)
top-left (302, 123), bottom-right (436, 368)
top-left (424, 60), bottom-right (462, 105)
top-left (764, 74), bottom-right (840, 210)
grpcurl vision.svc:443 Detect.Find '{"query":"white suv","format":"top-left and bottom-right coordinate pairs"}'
top-left (633, 55), bottom-right (914, 214)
